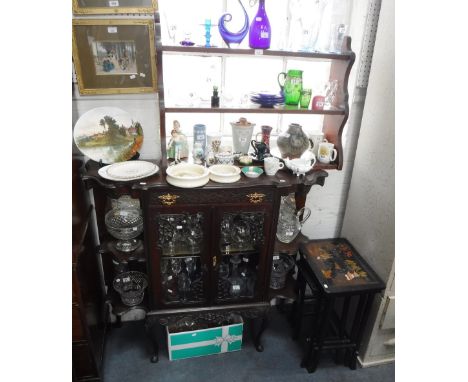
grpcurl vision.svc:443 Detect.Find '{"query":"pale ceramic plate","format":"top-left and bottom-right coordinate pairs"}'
top-left (107, 161), bottom-right (157, 179)
top-left (98, 163), bottom-right (159, 181)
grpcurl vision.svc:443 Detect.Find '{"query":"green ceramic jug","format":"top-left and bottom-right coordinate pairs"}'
top-left (278, 69), bottom-right (303, 106)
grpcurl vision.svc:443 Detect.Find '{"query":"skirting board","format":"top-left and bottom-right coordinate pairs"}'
top-left (358, 355), bottom-right (395, 368)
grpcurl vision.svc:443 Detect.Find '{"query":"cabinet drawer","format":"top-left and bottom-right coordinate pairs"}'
top-left (72, 341), bottom-right (99, 380)
top-left (72, 304), bottom-right (85, 341)
top-left (151, 188), bottom-right (274, 207)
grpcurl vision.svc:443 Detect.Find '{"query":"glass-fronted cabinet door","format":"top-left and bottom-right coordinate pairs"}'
top-left (148, 206), bottom-right (211, 308)
top-left (213, 205), bottom-right (272, 304)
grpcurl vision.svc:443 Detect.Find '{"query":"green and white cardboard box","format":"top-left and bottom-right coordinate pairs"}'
top-left (167, 315), bottom-right (243, 361)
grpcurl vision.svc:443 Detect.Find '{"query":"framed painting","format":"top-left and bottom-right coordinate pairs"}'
top-left (72, 0), bottom-right (158, 15)
top-left (72, 19), bottom-right (157, 95)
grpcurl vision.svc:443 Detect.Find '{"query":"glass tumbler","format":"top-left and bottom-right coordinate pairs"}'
top-left (300, 89), bottom-right (312, 109)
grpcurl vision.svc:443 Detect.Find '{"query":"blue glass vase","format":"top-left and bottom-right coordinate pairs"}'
top-left (218, 0), bottom-right (249, 48)
top-left (249, 0), bottom-right (271, 49)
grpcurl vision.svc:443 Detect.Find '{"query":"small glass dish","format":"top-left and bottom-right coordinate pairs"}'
top-left (241, 166), bottom-right (264, 178)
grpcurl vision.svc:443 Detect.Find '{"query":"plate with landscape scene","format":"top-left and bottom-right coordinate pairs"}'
top-left (73, 107), bottom-right (144, 164)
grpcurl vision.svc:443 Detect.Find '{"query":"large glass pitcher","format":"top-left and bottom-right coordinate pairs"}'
top-left (278, 69), bottom-right (303, 105)
top-left (276, 196), bottom-right (311, 243)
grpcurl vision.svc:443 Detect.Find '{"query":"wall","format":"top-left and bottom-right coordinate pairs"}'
top-left (340, 0), bottom-right (395, 365)
top-left (301, 0), bottom-right (370, 239)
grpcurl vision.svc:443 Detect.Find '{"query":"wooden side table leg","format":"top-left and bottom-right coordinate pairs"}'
top-left (334, 296), bottom-right (351, 365)
top-left (145, 319), bottom-right (159, 363)
top-left (304, 297), bottom-right (334, 373)
top-left (115, 313), bottom-right (123, 328)
top-left (345, 294), bottom-right (367, 369)
top-left (300, 293), bottom-right (322, 368)
top-left (250, 315), bottom-right (268, 352)
top-left (291, 269), bottom-right (306, 340)
top-left (349, 293), bottom-right (375, 370)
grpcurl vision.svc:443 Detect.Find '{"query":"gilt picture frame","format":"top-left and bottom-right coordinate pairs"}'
top-left (72, 19), bottom-right (157, 95)
top-left (72, 0), bottom-right (158, 15)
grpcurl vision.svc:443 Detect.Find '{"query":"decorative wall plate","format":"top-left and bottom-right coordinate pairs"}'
top-left (73, 107), bottom-right (144, 164)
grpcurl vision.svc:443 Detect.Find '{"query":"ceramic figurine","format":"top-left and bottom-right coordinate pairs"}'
top-left (167, 120), bottom-right (189, 160)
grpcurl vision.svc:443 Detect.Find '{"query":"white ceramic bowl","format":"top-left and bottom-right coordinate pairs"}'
top-left (209, 164), bottom-right (241, 183)
top-left (166, 163), bottom-right (210, 188)
top-left (284, 156), bottom-right (316, 176)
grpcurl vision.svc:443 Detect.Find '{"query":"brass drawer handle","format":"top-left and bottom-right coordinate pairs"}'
top-left (158, 193), bottom-right (180, 206)
top-left (247, 192), bottom-right (265, 204)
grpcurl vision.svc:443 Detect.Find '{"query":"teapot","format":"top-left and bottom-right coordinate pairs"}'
top-left (250, 139), bottom-right (271, 161)
top-left (276, 202), bottom-right (311, 244)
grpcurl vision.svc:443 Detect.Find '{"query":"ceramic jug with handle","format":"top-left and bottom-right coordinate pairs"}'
top-left (251, 139), bottom-right (270, 161)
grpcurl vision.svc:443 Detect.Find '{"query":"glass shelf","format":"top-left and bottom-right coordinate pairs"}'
top-left (161, 253), bottom-right (202, 259)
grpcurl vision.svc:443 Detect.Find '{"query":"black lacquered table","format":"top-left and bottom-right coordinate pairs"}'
top-left (292, 238), bottom-right (385, 373)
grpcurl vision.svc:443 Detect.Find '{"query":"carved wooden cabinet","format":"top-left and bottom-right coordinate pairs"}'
top-left (82, 161), bottom-right (329, 361)
top-left (145, 186), bottom-right (276, 309)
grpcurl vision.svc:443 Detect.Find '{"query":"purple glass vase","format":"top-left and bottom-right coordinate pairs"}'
top-left (218, 0), bottom-right (249, 48)
top-left (249, 0), bottom-right (271, 49)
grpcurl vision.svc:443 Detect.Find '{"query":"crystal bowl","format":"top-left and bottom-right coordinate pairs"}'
top-left (105, 207), bottom-right (144, 252)
top-left (113, 271), bottom-right (148, 306)
top-left (270, 254), bottom-right (295, 290)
